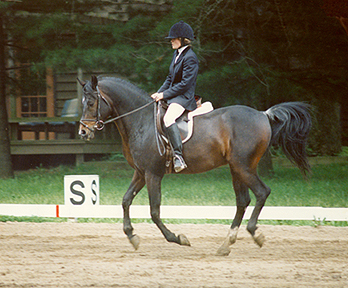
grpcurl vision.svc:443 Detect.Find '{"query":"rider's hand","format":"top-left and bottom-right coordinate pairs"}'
top-left (151, 92), bottom-right (164, 102)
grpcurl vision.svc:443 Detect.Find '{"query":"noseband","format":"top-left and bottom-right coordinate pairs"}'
top-left (80, 86), bottom-right (155, 133)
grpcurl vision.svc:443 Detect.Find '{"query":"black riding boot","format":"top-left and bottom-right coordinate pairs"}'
top-left (166, 123), bottom-right (187, 173)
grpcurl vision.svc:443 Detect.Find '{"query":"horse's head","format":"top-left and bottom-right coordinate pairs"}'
top-left (78, 75), bottom-right (114, 141)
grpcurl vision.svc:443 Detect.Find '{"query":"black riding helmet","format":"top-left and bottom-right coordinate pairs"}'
top-left (165, 20), bottom-right (195, 41)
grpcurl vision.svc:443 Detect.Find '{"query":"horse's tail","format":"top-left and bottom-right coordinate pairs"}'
top-left (264, 102), bottom-right (312, 176)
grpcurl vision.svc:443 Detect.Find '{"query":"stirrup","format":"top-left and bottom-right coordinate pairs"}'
top-left (173, 155), bottom-right (187, 173)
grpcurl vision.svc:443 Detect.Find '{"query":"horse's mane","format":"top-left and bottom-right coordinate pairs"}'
top-left (98, 76), bottom-right (150, 101)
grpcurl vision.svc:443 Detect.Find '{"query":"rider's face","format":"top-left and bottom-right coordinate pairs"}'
top-left (171, 38), bottom-right (181, 50)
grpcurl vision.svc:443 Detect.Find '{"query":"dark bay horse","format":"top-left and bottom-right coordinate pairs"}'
top-left (78, 75), bottom-right (311, 256)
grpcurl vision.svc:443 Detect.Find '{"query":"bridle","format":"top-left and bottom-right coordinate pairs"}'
top-left (79, 86), bottom-right (155, 133)
top-left (79, 86), bottom-right (110, 132)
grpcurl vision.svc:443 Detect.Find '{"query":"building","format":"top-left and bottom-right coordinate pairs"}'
top-left (7, 1), bottom-right (173, 167)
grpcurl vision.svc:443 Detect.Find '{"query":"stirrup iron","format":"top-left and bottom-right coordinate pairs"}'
top-left (173, 154), bottom-right (187, 173)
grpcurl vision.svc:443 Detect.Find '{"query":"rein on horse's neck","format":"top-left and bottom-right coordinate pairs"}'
top-left (97, 84), bottom-right (155, 126)
top-left (96, 80), bottom-right (163, 157)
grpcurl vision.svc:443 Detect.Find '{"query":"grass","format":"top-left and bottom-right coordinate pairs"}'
top-left (0, 158), bottom-right (347, 225)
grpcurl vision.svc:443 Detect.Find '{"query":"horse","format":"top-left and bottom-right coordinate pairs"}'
top-left (78, 75), bottom-right (311, 256)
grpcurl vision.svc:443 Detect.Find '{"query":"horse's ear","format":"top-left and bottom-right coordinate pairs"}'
top-left (91, 75), bottom-right (98, 90)
top-left (77, 78), bottom-right (86, 87)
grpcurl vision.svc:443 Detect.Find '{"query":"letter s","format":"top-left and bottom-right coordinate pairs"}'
top-left (70, 180), bottom-right (85, 205)
top-left (91, 179), bottom-right (98, 205)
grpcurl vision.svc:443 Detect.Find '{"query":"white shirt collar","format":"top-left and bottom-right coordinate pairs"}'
top-left (175, 45), bottom-right (189, 63)
top-left (177, 45), bottom-right (189, 56)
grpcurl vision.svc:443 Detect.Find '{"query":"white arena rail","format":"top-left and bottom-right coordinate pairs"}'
top-left (0, 204), bottom-right (347, 221)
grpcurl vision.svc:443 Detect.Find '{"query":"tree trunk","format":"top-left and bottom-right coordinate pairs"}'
top-left (0, 14), bottom-right (14, 178)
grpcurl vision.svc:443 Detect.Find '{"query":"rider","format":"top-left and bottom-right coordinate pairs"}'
top-left (151, 20), bottom-right (199, 173)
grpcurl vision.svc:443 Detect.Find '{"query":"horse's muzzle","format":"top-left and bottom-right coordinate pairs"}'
top-left (78, 126), bottom-right (94, 141)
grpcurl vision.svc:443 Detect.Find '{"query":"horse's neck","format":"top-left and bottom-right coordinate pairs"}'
top-left (111, 94), bottom-right (153, 142)
top-left (101, 79), bottom-right (154, 149)
top-left (113, 103), bottom-right (153, 167)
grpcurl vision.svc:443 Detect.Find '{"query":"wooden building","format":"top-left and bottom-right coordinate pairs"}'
top-left (8, 69), bottom-right (122, 166)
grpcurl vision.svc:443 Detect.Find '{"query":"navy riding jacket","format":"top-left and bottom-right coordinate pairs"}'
top-left (158, 47), bottom-right (198, 111)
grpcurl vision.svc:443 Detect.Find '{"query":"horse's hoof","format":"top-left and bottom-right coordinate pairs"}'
top-left (178, 234), bottom-right (191, 246)
top-left (253, 232), bottom-right (265, 248)
top-left (216, 245), bottom-right (231, 256)
top-left (129, 234), bottom-right (140, 250)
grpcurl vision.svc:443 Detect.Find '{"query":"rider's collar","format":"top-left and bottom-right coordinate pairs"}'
top-left (175, 45), bottom-right (189, 63)
top-left (177, 45), bottom-right (189, 55)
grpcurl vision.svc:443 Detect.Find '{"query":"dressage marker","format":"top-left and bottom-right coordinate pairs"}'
top-left (64, 175), bottom-right (99, 206)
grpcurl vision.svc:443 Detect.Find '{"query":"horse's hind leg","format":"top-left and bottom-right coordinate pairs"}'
top-left (122, 170), bottom-right (145, 250)
top-left (146, 171), bottom-right (191, 246)
top-left (217, 171), bottom-right (251, 256)
top-left (242, 171), bottom-right (271, 247)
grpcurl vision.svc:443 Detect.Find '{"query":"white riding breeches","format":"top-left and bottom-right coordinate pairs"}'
top-left (163, 103), bottom-right (185, 128)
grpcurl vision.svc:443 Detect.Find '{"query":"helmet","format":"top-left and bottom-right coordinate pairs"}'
top-left (166, 20), bottom-right (195, 40)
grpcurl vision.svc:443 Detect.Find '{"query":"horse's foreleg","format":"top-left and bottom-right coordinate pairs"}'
top-left (122, 170), bottom-right (145, 250)
top-left (217, 173), bottom-right (250, 256)
top-left (146, 172), bottom-right (191, 246)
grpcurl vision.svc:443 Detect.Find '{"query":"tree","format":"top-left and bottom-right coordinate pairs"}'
top-left (0, 12), bottom-right (13, 178)
top-left (0, 0), bottom-right (113, 178)
top-left (193, 0), bottom-right (348, 155)
top-left (322, 0), bottom-right (348, 147)
top-left (1, 0), bottom-right (347, 179)
top-left (118, 0), bottom-right (348, 156)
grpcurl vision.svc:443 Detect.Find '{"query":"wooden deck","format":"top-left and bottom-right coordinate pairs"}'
top-left (9, 117), bottom-right (80, 141)
top-left (10, 139), bottom-right (121, 164)
top-left (9, 117), bottom-right (122, 165)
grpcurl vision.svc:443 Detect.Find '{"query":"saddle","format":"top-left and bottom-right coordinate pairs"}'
top-left (156, 97), bottom-right (214, 143)
top-left (156, 97), bottom-right (214, 172)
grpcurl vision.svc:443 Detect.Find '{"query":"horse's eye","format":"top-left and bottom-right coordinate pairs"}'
top-left (87, 100), bottom-right (94, 107)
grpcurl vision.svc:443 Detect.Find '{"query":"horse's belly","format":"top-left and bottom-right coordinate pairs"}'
top-left (182, 144), bottom-right (228, 174)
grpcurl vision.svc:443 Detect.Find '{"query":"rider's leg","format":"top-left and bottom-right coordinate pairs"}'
top-left (163, 103), bottom-right (187, 172)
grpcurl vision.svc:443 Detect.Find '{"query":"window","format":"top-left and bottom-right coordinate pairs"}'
top-left (17, 95), bottom-right (47, 118)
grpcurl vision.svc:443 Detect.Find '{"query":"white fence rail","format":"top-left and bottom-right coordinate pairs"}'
top-left (0, 204), bottom-right (347, 221)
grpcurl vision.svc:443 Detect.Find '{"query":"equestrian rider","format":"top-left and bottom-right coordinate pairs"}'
top-left (151, 20), bottom-right (199, 173)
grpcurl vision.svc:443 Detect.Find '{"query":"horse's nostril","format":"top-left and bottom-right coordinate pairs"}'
top-left (79, 129), bottom-right (86, 136)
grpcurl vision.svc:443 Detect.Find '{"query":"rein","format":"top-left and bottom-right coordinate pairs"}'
top-left (79, 86), bottom-right (155, 132)
top-left (103, 99), bottom-right (155, 125)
